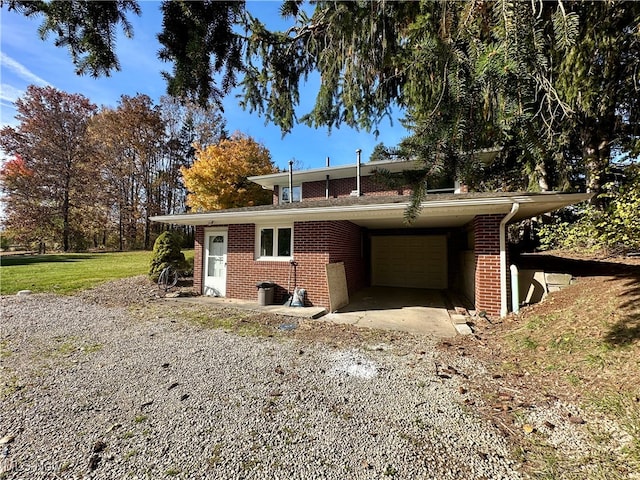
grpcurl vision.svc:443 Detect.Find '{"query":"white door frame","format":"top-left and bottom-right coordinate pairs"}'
top-left (203, 228), bottom-right (228, 297)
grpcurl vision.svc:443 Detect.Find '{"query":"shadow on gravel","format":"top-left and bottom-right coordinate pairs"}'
top-left (517, 253), bottom-right (640, 347)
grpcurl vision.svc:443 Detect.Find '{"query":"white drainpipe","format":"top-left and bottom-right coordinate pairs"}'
top-left (500, 203), bottom-right (520, 317)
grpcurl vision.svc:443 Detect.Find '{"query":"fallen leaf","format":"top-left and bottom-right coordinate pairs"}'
top-left (92, 441), bottom-right (107, 453)
top-left (88, 454), bottom-right (101, 471)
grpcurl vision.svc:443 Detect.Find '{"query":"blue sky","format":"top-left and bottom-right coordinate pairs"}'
top-left (0, 1), bottom-right (408, 171)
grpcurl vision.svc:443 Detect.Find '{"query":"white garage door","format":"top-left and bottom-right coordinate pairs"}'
top-left (371, 235), bottom-right (447, 289)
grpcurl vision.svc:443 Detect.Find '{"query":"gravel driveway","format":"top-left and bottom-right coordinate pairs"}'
top-left (1, 292), bottom-right (521, 479)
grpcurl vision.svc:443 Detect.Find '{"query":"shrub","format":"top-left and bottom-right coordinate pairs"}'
top-left (537, 205), bottom-right (605, 253)
top-left (0, 232), bottom-right (11, 250)
top-left (537, 164), bottom-right (640, 254)
top-left (149, 231), bottom-right (187, 281)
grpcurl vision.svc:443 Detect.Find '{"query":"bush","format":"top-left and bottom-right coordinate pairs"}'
top-left (0, 232), bottom-right (11, 250)
top-left (537, 206), bottom-right (605, 252)
top-left (537, 165), bottom-right (640, 254)
top-left (149, 231), bottom-right (187, 281)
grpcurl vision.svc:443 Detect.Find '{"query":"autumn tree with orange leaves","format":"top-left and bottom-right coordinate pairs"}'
top-left (181, 133), bottom-right (277, 211)
top-left (0, 85), bottom-right (98, 251)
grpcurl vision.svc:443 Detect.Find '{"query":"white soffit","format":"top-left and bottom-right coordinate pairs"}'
top-left (248, 148), bottom-right (503, 190)
top-left (248, 159), bottom-right (419, 190)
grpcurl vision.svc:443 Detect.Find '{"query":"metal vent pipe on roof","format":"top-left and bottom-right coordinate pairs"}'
top-left (288, 160), bottom-right (293, 203)
top-left (356, 149), bottom-right (362, 196)
top-left (326, 157), bottom-right (330, 199)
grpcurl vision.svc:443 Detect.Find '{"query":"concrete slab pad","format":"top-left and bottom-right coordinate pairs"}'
top-left (323, 287), bottom-right (457, 337)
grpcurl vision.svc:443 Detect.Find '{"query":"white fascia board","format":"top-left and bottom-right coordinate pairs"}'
top-left (151, 193), bottom-right (591, 227)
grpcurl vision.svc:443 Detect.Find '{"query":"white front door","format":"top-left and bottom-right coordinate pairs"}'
top-left (203, 230), bottom-right (227, 297)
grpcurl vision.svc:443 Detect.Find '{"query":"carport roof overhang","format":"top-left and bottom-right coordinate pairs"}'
top-left (151, 192), bottom-right (592, 229)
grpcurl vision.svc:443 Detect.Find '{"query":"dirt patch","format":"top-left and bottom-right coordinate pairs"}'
top-left (446, 252), bottom-right (640, 478)
top-left (76, 276), bottom-right (432, 354)
top-left (77, 275), bottom-right (196, 307)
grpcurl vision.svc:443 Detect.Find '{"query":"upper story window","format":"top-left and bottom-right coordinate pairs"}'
top-left (281, 185), bottom-right (301, 203)
top-left (257, 225), bottom-right (292, 260)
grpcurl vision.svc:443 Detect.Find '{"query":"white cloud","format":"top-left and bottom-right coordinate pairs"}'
top-left (0, 83), bottom-right (24, 104)
top-left (0, 52), bottom-right (50, 86)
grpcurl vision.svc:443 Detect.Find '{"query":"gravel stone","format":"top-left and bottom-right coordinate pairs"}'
top-left (1, 294), bottom-right (522, 479)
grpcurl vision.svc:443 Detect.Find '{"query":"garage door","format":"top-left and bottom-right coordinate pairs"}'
top-left (371, 235), bottom-right (447, 289)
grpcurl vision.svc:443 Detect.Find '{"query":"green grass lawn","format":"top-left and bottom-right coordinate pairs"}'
top-left (0, 250), bottom-right (194, 295)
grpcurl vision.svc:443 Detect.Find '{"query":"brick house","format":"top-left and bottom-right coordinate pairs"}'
top-left (151, 157), bottom-right (589, 318)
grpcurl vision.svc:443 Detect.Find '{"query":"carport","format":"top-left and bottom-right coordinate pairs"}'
top-left (326, 192), bottom-right (592, 318)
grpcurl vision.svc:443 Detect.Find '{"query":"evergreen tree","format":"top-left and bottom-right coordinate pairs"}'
top-left (2, 0), bottom-right (141, 76)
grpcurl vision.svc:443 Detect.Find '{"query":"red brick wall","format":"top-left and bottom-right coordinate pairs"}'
top-left (196, 221), bottom-right (365, 309)
top-left (302, 177), bottom-right (411, 200)
top-left (473, 215), bottom-right (504, 318)
top-left (292, 220), bottom-right (366, 307)
top-left (194, 226), bottom-right (204, 295)
top-left (289, 222), bottom-right (331, 307)
top-left (224, 222), bottom-right (334, 307)
top-left (327, 221), bottom-right (367, 294)
top-left (267, 176), bottom-right (410, 204)
top-left (225, 224), bottom-right (293, 304)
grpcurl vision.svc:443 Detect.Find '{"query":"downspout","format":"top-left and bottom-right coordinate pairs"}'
top-left (288, 160), bottom-right (293, 204)
top-left (500, 202), bottom-right (520, 317)
top-left (356, 149), bottom-right (362, 196)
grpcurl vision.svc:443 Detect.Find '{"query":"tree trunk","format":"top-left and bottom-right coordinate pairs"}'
top-left (63, 171), bottom-right (71, 252)
top-left (582, 127), bottom-right (610, 208)
top-left (535, 161), bottom-right (550, 192)
top-left (118, 202), bottom-right (124, 251)
top-left (144, 215), bottom-right (150, 250)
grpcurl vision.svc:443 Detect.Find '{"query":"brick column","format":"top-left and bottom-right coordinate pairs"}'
top-left (193, 226), bottom-right (204, 295)
top-left (473, 215), bottom-right (504, 318)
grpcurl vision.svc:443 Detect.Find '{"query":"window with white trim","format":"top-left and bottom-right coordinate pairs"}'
top-left (257, 225), bottom-right (293, 260)
top-left (281, 185), bottom-right (301, 203)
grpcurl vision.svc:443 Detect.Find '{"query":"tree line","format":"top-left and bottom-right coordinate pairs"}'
top-left (0, 86), bottom-right (226, 252)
